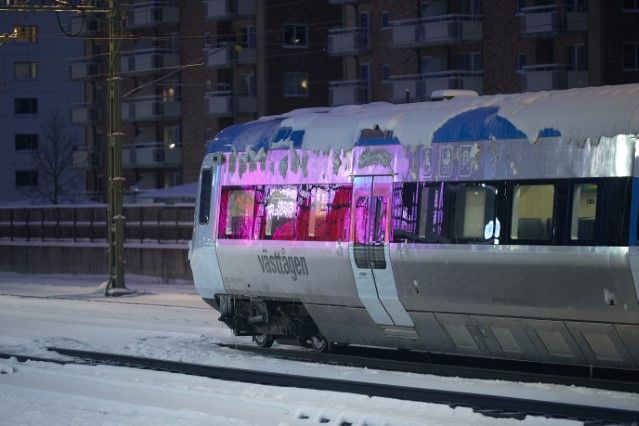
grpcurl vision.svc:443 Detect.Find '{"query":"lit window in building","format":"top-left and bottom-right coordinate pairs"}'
top-left (283, 72), bottom-right (309, 97)
top-left (282, 24), bottom-right (308, 48)
top-left (14, 25), bottom-right (37, 43)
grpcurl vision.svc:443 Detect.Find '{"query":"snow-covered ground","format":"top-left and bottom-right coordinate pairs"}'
top-left (0, 272), bottom-right (636, 425)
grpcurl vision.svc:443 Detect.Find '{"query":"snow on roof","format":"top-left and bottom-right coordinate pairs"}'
top-left (208, 84), bottom-right (639, 154)
top-left (138, 182), bottom-right (197, 200)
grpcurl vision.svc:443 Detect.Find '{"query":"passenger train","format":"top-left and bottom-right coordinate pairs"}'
top-left (189, 85), bottom-right (639, 369)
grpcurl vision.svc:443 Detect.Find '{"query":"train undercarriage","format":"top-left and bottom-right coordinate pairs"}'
top-left (211, 294), bottom-right (330, 351)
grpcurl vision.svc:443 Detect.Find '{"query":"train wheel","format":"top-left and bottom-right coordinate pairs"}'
top-left (253, 333), bottom-right (274, 348)
top-left (310, 335), bottom-right (330, 353)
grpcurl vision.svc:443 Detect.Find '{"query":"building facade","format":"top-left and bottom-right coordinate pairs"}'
top-left (73, 0), bottom-right (639, 199)
top-left (329, 0), bottom-right (639, 105)
top-left (0, 12), bottom-right (85, 203)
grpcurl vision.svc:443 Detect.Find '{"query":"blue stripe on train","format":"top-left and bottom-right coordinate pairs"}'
top-left (432, 107), bottom-right (561, 143)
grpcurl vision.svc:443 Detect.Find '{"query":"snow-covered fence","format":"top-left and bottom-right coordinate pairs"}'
top-left (0, 204), bottom-right (195, 244)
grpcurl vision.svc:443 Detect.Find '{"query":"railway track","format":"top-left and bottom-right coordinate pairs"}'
top-left (1, 347), bottom-right (638, 424)
top-left (216, 342), bottom-right (639, 394)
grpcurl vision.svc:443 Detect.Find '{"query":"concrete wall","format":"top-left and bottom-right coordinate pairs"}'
top-left (0, 243), bottom-right (192, 283)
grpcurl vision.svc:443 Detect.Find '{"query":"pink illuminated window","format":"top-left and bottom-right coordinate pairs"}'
top-left (326, 185), bottom-right (352, 242)
top-left (218, 188), bottom-right (257, 239)
top-left (296, 185), bottom-right (351, 241)
top-left (263, 186), bottom-right (298, 240)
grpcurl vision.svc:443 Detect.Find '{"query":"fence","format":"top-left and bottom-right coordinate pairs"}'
top-left (0, 204), bottom-right (195, 244)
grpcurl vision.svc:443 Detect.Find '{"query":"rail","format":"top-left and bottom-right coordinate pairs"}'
top-left (1, 347), bottom-right (636, 424)
top-left (0, 204), bottom-right (194, 244)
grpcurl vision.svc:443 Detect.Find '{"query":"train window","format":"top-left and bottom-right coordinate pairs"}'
top-left (326, 185), bottom-right (352, 241)
top-left (570, 183), bottom-right (597, 241)
top-left (220, 188), bottom-right (256, 239)
top-left (453, 184), bottom-right (497, 241)
top-left (417, 182), bottom-right (453, 243)
top-left (264, 186), bottom-right (298, 240)
top-left (198, 169), bottom-right (212, 224)
top-left (294, 185), bottom-right (351, 241)
top-left (510, 184), bottom-right (555, 241)
top-left (392, 183), bottom-right (418, 242)
top-left (308, 187), bottom-right (328, 238)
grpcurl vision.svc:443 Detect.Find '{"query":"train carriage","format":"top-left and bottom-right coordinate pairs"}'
top-left (189, 85), bottom-right (639, 368)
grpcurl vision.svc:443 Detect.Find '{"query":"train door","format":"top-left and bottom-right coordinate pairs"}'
top-left (349, 175), bottom-right (414, 328)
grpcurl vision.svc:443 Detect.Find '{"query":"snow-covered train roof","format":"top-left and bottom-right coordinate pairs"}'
top-left (207, 84), bottom-right (639, 154)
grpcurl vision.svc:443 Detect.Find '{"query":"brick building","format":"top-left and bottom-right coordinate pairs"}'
top-left (73, 0), bottom-right (639, 199)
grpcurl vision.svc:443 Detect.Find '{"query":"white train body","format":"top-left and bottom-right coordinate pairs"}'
top-left (190, 85), bottom-right (639, 367)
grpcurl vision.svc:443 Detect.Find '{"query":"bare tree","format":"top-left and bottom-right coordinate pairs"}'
top-left (32, 111), bottom-right (83, 204)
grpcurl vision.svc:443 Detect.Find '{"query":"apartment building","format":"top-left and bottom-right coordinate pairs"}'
top-left (73, 0), bottom-right (340, 197)
top-left (0, 12), bottom-right (85, 203)
top-left (328, 0), bottom-right (639, 105)
top-left (73, 0), bottom-right (639, 199)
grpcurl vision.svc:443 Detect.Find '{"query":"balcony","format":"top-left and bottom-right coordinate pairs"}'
top-left (329, 80), bottom-right (368, 106)
top-left (121, 48), bottom-right (180, 75)
top-left (122, 143), bottom-right (182, 169)
top-left (389, 70), bottom-right (483, 102)
top-left (520, 64), bottom-right (588, 92)
top-left (205, 0), bottom-right (255, 20)
top-left (206, 91), bottom-right (256, 117)
top-left (391, 14), bottom-right (482, 48)
top-left (328, 27), bottom-right (369, 56)
top-left (127, 1), bottom-right (179, 28)
top-left (70, 61), bottom-right (100, 80)
top-left (205, 44), bottom-right (256, 68)
top-left (71, 103), bottom-right (101, 124)
top-left (122, 96), bottom-right (181, 122)
top-left (520, 4), bottom-right (587, 36)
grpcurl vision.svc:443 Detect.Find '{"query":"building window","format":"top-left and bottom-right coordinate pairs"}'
top-left (510, 184), bottom-right (555, 241)
top-left (282, 24), bottom-right (307, 48)
top-left (241, 26), bottom-right (256, 48)
top-left (15, 98), bottom-right (38, 114)
top-left (14, 25), bottom-right (37, 43)
top-left (240, 73), bottom-right (256, 97)
top-left (381, 64), bottom-right (390, 81)
top-left (566, 44), bottom-right (587, 71)
top-left (623, 42), bottom-right (639, 70)
top-left (14, 62), bottom-right (37, 80)
top-left (517, 53), bottom-right (527, 70)
top-left (570, 183), bottom-right (597, 241)
top-left (15, 134), bottom-right (38, 150)
top-left (457, 51), bottom-right (482, 71)
top-left (381, 12), bottom-right (389, 28)
top-left (283, 72), bottom-right (309, 97)
top-left (623, 0), bottom-right (639, 11)
top-left (15, 170), bottom-right (38, 188)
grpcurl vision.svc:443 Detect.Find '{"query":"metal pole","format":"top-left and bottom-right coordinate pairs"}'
top-left (106, 0), bottom-right (126, 293)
